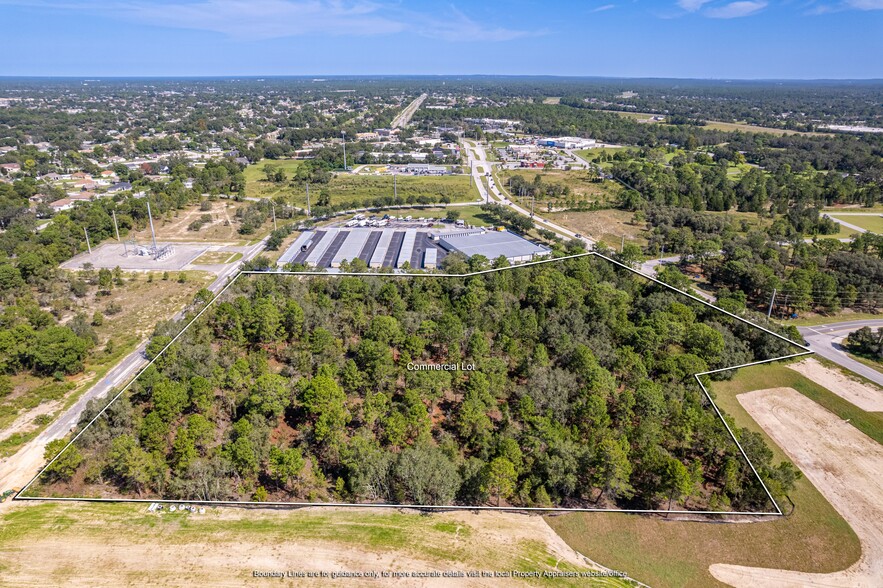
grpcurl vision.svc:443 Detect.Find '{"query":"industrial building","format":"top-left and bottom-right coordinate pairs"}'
top-left (277, 227), bottom-right (549, 270)
top-left (436, 229), bottom-right (550, 264)
top-left (537, 137), bottom-right (597, 149)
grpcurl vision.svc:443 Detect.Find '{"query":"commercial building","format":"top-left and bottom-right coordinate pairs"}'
top-left (437, 229), bottom-right (550, 264)
top-left (277, 227), bottom-right (548, 270)
top-left (537, 137), bottom-right (597, 149)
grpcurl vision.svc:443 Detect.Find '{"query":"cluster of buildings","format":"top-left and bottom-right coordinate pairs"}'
top-left (278, 226), bottom-right (550, 271)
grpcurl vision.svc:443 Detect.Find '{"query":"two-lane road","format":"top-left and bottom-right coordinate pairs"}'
top-left (0, 237), bottom-right (268, 496)
top-left (798, 319), bottom-right (883, 388)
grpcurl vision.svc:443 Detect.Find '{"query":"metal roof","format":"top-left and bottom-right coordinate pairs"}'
top-left (370, 230), bottom-right (395, 268)
top-left (278, 231), bottom-right (314, 266)
top-left (331, 230), bottom-right (372, 267)
top-left (396, 229), bottom-right (417, 268)
top-left (439, 230), bottom-right (549, 261)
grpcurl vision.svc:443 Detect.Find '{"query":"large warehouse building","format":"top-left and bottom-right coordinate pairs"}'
top-left (278, 227), bottom-right (549, 270)
top-left (436, 229), bottom-right (550, 264)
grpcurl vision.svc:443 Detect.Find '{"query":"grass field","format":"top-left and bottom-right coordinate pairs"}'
top-left (243, 159), bottom-right (306, 199)
top-left (246, 160), bottom-right (480, 210)
top-left (829, 215), bottom-right (883, 234)
top-left (0, 503), bottom-right (633, 587)
top-left (499, 169), bottom-right (621, 205)
top-left (712, 362), bottom-right (883, 447)
top-left (823, 204), bottom-right (883, 213)
top-left (547, 362), bottom-right (863, 587)
top-left (784, 310), bottom-right (881, 327)
top-left (823, 223), bottom-right (859, 240)
top-left (600, 110), bottom-right (818, 136)
top-left (846, 351), bottom-right (883, 375)
top-left (546, 209), bottom-right (647, 248)
top-left (574, 147), bottom-right (628, 169)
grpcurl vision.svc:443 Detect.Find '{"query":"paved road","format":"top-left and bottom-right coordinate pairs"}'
top-left (639, 255), bottom-right (681, 276)
top-left (391, 93), bottom-right (427, 128)
top-left (823, 213), bottom-right (868, 234)
top-left (463, 140), bottom-right (595, 247)
top-left (798, 319), bottom-right (883, 388)
top-left (0, 237), bottom-right (268, 495)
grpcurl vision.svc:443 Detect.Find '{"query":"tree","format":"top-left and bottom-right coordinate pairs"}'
top-left (31, 326), bottom-right (91, 375)
top-left (42, 439), bottom-right (83, 482)
top-left (97, 268), bottom-right (113, 293)
top-left (108, 434), bottom-right (154, 496)
top-left (592, 435), bottom-right (634, 502)
top-left (482, 457), bottom-right (517, 506)
top-left (301, 365), bottom-right (350, 448)
top-left (393, 444), bottom-right (460, 505)
top-left (268, 445), bottom-right (305, 490)
top-left (246, 373), bottom-right (290, 419)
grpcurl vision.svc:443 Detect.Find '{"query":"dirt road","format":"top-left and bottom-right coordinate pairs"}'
top-left (710, 387), bottom-right (883, 587)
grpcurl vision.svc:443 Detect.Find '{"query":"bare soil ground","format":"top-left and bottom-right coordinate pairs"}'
top-left (547, 209), bottom-right (647, 248)
top-left (788, 358), bottom-right (883, 412)
top-left (128, 200), bottom-right (247, 243)
top-left (710, 387), bottom-right (883, 587)
top-left (0, 503), bottom-right (629, 587)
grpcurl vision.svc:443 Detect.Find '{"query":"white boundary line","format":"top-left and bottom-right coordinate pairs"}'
top-left (16, 251), bottom-right (810, 516)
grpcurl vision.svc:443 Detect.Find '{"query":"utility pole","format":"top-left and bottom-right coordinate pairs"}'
top-left (621, 234), bottom-right (625, 253)
top-left (84, 227), bottom-right (92, 255)
top-left (393, 172), bottom-right (397, 200)
top-left (112, 210), bottom-right (120, 241)
top-left (306, 183), bottom-right (311, 216)
top-left (146, 200), bottom-right (158, 253)
top-left (767, 288), bottom-right (777, 319)
top-left (341, 131), bottom-right (347, 171)
top-left (271, 201), bottom-right (277, 231)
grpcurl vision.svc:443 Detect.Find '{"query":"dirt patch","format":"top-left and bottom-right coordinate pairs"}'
top-left (788, 358), bottom-right (883, 412)
top-left (710, 387), bottom-right (883, 587)
top-left (0, 400), bottom-right (60, 443)
top-left (128, 200), bottom-right (246, 243)
top-left (0, 505), bottom-right (609, 587)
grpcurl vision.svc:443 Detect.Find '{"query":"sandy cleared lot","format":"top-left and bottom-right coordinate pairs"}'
top-left (788, 358), bottom-right (883, 412)
top-left (0, 504), bottom-right (625, 587)
top-left (710, 387), bottom-right (883, 587)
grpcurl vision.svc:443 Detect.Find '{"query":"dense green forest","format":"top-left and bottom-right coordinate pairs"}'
top-left (35, 256), bottom-right (801, 511)
top-left (638, 206), bottom-right (883, 315)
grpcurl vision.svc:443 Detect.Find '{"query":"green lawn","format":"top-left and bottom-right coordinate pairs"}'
top-left (829, 215), bottom-right (883, 234)
top-left (243, 159), bottom-right (306, 199)
top-left (784, 311), bottom-right (881, 327)
top-left (499, 169), bottom-right (621, 205)
top-left (548, 362), bottom-right (863, 588)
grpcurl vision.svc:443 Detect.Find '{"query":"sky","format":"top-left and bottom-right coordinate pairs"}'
top-left (0, 0), bottom-right (882, 79)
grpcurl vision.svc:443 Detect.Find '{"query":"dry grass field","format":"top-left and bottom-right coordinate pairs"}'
top-left (0, 503), bottom-right (634, 587)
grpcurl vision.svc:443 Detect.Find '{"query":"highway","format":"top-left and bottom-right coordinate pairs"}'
top-left (0, 237), bottom-right (268, 496)
top-left (798, 319), bottom-right (883, 388)
top-left (391, 93), bottom-right (427, 128)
